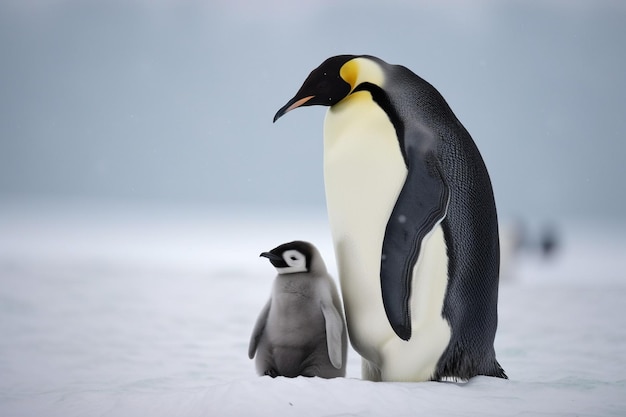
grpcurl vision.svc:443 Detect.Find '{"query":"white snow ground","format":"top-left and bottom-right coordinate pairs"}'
top-left (1, 200), bottom-right (625, 417)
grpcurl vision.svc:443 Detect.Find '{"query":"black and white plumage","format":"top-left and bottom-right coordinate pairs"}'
top-left (274, 55), bottom-right (506, 382)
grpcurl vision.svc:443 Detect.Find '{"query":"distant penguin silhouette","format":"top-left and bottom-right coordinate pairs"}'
top-left (274, 55), bottom-right (506, 381)
top-left (540, 224), bottom-right (559, 259)
top-left (248, 241), bottom-right (347, 378)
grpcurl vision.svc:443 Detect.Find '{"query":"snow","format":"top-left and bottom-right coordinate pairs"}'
top-left (1, 200), bottom-right (625, 417)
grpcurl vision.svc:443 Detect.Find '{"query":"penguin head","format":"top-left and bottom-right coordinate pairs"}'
top-left (260, 240), bottom-right (326, 275)
top-left (274, 54), bottom-right (388, 122)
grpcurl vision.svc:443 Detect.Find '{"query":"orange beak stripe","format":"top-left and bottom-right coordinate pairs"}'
top-left (285, 95), bottom-right (315, 113)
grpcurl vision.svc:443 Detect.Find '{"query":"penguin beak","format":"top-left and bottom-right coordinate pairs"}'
top-left (273, 95), bottom-right (314, 123)
top-left (260, 252), bottom-right (282, 262)
top-left (260, 251), bottom-right (286, 269)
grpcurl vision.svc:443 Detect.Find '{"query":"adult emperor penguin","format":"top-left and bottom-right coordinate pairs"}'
top-left (248, 241), bottom-right (347, 378)
top-left (273, 55), bottom-right (506, 382)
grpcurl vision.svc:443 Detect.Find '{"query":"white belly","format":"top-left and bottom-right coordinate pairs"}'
top-left (324, 91), bottom-right (451, 381)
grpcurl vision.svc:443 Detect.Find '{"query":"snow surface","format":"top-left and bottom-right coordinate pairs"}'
top-left (1, 200), bottom-right (625, 417)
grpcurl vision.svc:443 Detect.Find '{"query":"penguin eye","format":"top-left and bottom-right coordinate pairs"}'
top-left (282, 250), bottom-right (306, 269)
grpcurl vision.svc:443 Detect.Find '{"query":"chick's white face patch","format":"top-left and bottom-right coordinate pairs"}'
top-left (276, 249), bottom-right (308, 274)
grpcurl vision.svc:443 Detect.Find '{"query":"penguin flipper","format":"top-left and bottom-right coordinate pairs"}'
top-left (248, 299), bottom-right (271, 359)
top-left (320, 300), bottom-right (344, 369)
top-left (381, 149), bottom-right (449, 341)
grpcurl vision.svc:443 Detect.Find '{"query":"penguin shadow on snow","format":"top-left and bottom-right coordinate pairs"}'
top-left (248, 240), bottom-right (348, 378)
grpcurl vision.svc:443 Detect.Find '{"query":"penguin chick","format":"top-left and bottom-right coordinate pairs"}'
top-left (248, 240), bottom-right (347, 378)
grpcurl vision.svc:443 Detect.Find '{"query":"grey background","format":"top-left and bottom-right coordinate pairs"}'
top-left (1, 0), bottom-right (625, 224)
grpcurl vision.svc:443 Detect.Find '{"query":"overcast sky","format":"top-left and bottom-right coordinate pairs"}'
top-left (1, 0), bottom-right (625, 224)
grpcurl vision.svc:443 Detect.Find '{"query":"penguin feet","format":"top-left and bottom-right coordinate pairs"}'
top-left (264, 369), bottom-right (279, 378)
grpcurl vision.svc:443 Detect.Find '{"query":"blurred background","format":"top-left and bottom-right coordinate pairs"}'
top-left (0, 0), bottom-right (626, 272)
top-left (1, 0), bottom-right (625, 226)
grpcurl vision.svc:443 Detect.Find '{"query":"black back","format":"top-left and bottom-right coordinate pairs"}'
top-left (361, 57), bottom-right (506, 380)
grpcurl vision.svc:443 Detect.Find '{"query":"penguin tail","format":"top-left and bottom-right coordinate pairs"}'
top-left (491, 361), bottom-right (508, 379)
top-left (433, 343), bottom-right (508, 381)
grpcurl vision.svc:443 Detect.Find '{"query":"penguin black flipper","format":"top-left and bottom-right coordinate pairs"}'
top-left (380, 144), bottom-right (449, 341)
top-left (357, 78), bottom-right (450, 341)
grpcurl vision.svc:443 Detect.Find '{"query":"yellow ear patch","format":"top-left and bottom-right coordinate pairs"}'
top-left (339, 57), bottom-right (385, 92)
top-left (340, 59), bottom-right (360, 90)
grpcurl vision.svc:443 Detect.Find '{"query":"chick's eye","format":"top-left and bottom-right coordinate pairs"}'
top-left (282, 250), bottom-right (305, 268)
top-left (277, 249), bottom-right (308, 274)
